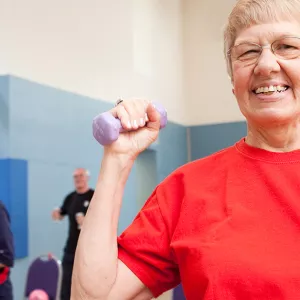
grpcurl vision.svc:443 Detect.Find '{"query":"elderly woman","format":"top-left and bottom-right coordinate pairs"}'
top-left (72, 0), bottom-right (300, 299)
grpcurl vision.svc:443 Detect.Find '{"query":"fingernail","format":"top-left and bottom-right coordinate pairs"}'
top-left (127, 121), bottom-right (131, 128)
top-left (133, 120), bottom-right (138, 128)
top-left (140, 118), bottom-right (144, 125)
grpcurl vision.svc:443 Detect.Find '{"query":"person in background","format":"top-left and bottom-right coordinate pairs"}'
top-left (51, 168), bottom-right (94, 300)
top-left (0, 201), bottom-right (14, 300)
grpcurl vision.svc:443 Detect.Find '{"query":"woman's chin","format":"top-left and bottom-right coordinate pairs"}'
top-left (244, 108), bottom-right (300, 126)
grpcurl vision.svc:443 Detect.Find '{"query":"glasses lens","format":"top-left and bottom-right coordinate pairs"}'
top-left (231, 43), bottom-right (261, 63)
top-left (273, 37), bottom-right (300, 59)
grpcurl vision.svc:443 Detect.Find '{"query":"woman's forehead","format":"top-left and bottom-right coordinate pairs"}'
top-left (234, 22), bottom-right (300, 45)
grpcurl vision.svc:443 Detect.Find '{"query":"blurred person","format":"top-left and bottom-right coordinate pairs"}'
top-left (0, 201), bottom-right (14, 300)
top-left (51, 168), bottom-right (94, 300)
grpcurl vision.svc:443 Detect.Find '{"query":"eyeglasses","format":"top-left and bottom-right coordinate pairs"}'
top-left (227, 36), bottom-right (300, 65)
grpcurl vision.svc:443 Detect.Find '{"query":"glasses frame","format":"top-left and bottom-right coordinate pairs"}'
top-left (227, 35), bottom-right (300, 64)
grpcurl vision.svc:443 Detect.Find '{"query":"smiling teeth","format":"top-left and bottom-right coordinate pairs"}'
top-left (255, 85), bottom-right (288, 94)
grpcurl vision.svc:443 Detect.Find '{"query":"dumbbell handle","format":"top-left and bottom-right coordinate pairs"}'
top-left (92, 102), bottom-right (167, 145)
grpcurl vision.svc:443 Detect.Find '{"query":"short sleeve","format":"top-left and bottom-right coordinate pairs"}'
top-left (60, 194), bottom-right (71, 216)
top-left (117, 190), bottom-right (180, 298)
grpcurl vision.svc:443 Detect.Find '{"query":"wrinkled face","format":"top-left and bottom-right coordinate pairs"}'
top-left (73, 169), bottom-right (88, 190)
top-left (231, 21), bottom-right (300, 126)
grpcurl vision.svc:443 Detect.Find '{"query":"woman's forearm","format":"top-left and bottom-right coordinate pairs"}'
top-left (72, 153), bottom-right (134, 299)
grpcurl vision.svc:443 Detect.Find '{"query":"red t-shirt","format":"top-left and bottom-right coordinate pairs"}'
top-left (118, 138), bottom-right (300, 299)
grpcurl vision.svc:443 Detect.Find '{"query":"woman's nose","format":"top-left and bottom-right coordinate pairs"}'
top-left (254, 48), bottom-right (280, 77)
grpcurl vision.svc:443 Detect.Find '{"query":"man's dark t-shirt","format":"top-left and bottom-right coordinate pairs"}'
top-left (60, 189), bottom-right (94, 255)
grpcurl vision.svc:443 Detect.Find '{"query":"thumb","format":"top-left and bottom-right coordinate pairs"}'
top-left (146, 102), bottom-right (161, 131)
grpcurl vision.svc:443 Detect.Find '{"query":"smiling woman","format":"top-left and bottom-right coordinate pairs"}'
top-left (71, 1), bottom-right (300, 300)
top-left (229, 21), bottom-right (300, 137)
top-left (224, 0), bottom-right (300, 149)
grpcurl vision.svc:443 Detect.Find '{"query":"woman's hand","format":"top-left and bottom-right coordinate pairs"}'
top-left (103, 99), bottom-right (161, 160)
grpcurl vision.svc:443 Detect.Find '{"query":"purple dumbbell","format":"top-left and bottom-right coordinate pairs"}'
top-left (92, 102), bottom-right (168, 145)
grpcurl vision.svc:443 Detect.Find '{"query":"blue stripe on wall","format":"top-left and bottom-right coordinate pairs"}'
top-left (0, 159), bottom-right (28, 258)
top-left (190, 121), bottom-right (247, 160)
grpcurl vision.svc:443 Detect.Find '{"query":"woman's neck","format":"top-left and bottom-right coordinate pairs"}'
top-left (246, 120), bottom-right (300, 152)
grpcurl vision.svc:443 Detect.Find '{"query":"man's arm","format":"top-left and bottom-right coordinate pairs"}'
top-left (51, 194), bottom-right (72, 221)
top-left (51, 207), bottom-right (65, 221)
top-left (75, 212), bottom-right (84, 227)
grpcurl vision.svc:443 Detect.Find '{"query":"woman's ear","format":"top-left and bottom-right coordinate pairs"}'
top-left (229, 74), bottom-right (235, 94)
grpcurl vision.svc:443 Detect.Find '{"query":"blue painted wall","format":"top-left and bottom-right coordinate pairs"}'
top-left (190, 121), bottom-right (247, 160)
top-left (0, 76), bottom-right (9, 157)
top-left (157, 122), bottom-right (188, 181)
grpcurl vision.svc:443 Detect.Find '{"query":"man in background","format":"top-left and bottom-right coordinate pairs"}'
top-left (0, 201), bottom-right (14, 300)
top-left (51, 168), bottom-right (94, 300)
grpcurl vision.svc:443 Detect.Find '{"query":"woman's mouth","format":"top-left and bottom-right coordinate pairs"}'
top-left (252, 85), bottom-right (290, 95)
